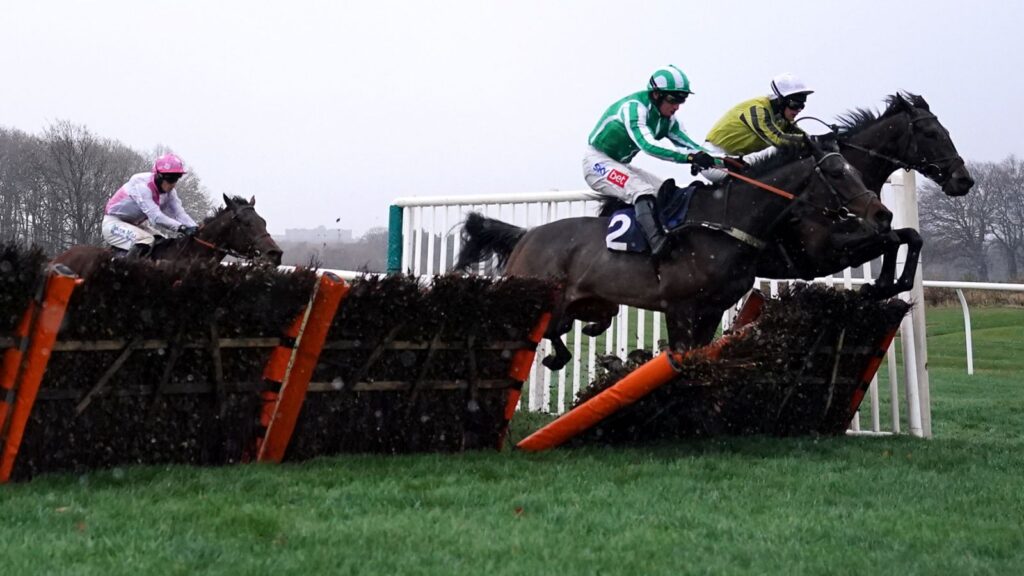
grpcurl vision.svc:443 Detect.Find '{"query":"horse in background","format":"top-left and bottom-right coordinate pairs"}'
top-left (756, 93), bottom-right (974, 296)
top-left (54, 194), bottom-right (283, 278)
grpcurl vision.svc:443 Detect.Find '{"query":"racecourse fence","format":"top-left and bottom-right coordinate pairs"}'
top-left (0, 249), bottom-right (555, 481)
top-left (385, 172), bottom-right (946, 437)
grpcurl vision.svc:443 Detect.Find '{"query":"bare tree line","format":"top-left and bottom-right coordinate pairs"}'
top-left (2, 120), bottom-right (1021, 280)
top-left (0, 120), bottom-right (214, 256)
top-left (919, 156), bottom-right (1024, 281)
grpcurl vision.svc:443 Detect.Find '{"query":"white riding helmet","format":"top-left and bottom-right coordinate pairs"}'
top-left (769, 73), bottom-right (814, 100)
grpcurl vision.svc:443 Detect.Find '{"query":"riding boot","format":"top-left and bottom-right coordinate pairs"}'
top-left (634, 195), bottom-right (669, 259)
top-left (126, 243), bottom-right (152, 260)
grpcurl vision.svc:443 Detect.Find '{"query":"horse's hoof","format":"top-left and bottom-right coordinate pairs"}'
top-left (541, 355), bottom-right (567, 371)
top-left (860, 283), bottom-right (894, 300)
top-left (859, 283), bottom-right (879, 298)
top-left (581, 322), bottom-right (608, 337)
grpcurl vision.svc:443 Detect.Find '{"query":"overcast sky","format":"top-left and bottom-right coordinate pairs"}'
top-left (2, 1), bottom-right (1021, 235)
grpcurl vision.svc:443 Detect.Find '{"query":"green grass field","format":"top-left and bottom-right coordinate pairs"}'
top-left (2, 307), bottom-right (1022, 575)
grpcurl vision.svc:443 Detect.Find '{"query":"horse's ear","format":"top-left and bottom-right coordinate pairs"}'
top-left (249, 196), bottom-right (256, 206)
top-left (223, 193), bottom-right (233, 207)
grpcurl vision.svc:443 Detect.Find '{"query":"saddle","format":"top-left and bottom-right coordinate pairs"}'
top-left (111, 236), bottom-right (169, 261)
top-left (606, 180), bottom-right (704, 253)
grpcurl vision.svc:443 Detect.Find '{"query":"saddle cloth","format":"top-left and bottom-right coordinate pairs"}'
top-left (605, 183), bottom-right (699, 253)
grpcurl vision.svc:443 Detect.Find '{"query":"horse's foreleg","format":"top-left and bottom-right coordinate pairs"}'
top-left (862, 229), bottom-right (922, 300)
top-left (691, 308), bottom-right (723, 348)
top-left (892, 228), bottom-right (923, 294)
top-left (861, 232), bottom-right (899, 299)
top-left (665, 304), bottom-right (698, 351)
top-left (667, 302), bottom-right (727, 353)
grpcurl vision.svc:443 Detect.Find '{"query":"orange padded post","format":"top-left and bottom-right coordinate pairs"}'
top-left (847, 324), bottom-right (901, 420)
top-left (0, 302), bottom-right (36, 434)
top-left (732, 289), bottom-right (765, 330)
top-left (496, 312), bottom-right (551, 450)
top-left (246, 306), bottom-right (308, 461)
top-left (0, 266), bottom-right (80, 483)
top-left (516, 326), bottom-right (752, 452)
top-left (258, 273), bottom-right (348, 463)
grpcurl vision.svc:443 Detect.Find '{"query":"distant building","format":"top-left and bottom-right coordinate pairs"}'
top-left (282, 226), bottom-right (354, 244)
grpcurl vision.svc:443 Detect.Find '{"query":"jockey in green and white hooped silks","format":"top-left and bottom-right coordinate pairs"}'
top-left (584, 65), bottom-right (719, 259)
top-left (702, 73), bottom-right (813, 182)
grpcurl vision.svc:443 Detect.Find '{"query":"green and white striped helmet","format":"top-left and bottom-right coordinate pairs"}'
top-left (648, 65), bottom-right (693, 94)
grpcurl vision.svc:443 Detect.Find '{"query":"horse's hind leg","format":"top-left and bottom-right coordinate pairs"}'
top-left (581, 316), bottom-right (613, 337)
top-left (541, 315), bottom-right (574, 371)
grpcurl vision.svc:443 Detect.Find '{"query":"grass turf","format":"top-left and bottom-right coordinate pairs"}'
top-left (1, 307), bottom-right (1022, 575)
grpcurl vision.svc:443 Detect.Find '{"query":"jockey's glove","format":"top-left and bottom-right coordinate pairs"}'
top-left (177, 225), bottom-right (199, 237)
top-left (687, 151), bottom-right (717, 171)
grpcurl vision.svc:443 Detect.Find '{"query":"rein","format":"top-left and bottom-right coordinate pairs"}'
top-left (189, 236), bottom-right (248, 260)
top-left (722, 170), bottom-right (795, 200)
top-left (682, 152), bottom-right (862, 250)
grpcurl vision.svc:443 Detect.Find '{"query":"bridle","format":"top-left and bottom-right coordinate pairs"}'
top-left (727, 151), bottom-right (871, 223)
top-left (806, 112), bottom-right (965, 187)
top-left (189, 205), bottom-right (275, 261)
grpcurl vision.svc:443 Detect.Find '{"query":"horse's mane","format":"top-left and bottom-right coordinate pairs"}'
top-left (835, 92), bottom-right (930, 137)
top-left (202, 196), bottom-right (250, 225)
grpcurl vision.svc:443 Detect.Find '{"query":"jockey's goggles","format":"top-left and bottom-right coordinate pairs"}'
top-left (160, 173), bottom-right (184, 183)
top-left (785, 98), bottom-right (806, 110)
top-left (663, 92), bottom-right (689, 105)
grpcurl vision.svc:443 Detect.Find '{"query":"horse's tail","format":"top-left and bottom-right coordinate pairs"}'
top-left (454, 212), bottom-right (526, 272)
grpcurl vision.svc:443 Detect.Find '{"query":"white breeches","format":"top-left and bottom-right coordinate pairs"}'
top-left (582, 147), bottom-right (665, 203)
top-left (101, 215), bottom-right (164, 250)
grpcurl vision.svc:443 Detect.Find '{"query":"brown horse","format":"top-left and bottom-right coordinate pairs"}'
top-left (456, 138), bottom-right (890, 370)
top-left (54, 194), bottom-right (283, 277)
top-left (756, 93), bottom-right (974, 296)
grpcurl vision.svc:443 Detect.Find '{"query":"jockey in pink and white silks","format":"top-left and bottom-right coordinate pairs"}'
top-left (102, 153), bottom-right (199, 258)
top-left (584, 65), bottom-right (721, 259)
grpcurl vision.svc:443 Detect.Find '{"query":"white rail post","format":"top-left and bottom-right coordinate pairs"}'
top-left (900, 316), bottom-right (924, 437)
top-left (956, 288), bottom-right (975, 375)
top-left (892, 170), bottom-right (932, 437)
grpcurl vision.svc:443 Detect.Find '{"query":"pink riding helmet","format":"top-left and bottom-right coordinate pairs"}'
top-left (153, 153), bottom-right (187, 175)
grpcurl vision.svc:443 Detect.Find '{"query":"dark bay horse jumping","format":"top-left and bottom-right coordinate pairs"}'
top-left (54, 194), bottom-right (283, 277)
top-left (456, 139), bottom-right (890, 370)
top-left (756, 93), bottom-right (974, 296)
